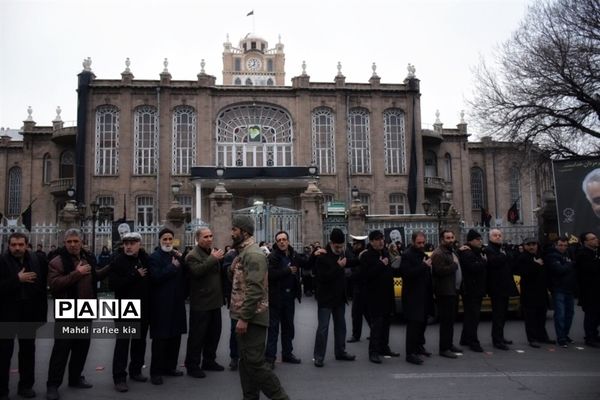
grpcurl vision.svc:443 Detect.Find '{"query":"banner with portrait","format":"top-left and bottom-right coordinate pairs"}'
top-left (553, 158), bottom-right (600, 237)
top-left (384, 227), bottom-right (405, 246)
top-left (111, 220), bottom-right (135, 251)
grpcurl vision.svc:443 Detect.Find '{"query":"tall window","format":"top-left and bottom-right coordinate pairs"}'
top-left (358, 193), bottom-right (370, 215)
top-left (471, 167), bottom-right (485, 210)
top-left (389, 193), bottom-right (407, 215)
top-left (96, 196), bottom-right (115, 224)
top-left (216, 104), bottom-right (293, 167)
top-left (348, 108), bottom-right (371, 174)
top-left (509, 166), bottom-right (521, 213)
top-left (95, 105), bottom-right (119, 175)
top-left (311, 107), bottom-right (336, 174)
top-left (384, 109), bottom-right (406, 174)
top-left (172, 106), bottom-right (196, 175)
top-left (444, 153), bottom-right (453, 182)
top-left (60, 150), bottom-right (74, 178)
top-left (7, 167), bottom-right (21, 216)
top-left (424, 150), bottom-right (437, 177)
top-left (43, 153), bottom-right (52, 184)
top-left (136, 196), bottom-right (154, 226)
top-left (134, 106), bottom-right (158, 175)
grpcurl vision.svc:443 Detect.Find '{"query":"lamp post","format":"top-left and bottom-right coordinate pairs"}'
top-left (422, 197), bottom-right (451, 233)
top-left (351, 185), bottom-right (359, 202)
top-left (90, 201), bottom-right (99, 254)
top-left (171, 181), bottom-right (182, 204)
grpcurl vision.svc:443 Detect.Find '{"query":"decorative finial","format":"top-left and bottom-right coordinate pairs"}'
top-left (54, 106), bottom-right (62, 122)
top-left (26, 106), bottom-right (33, 121)
top-left (371, 62), bottom-right (379, 78)
top-left (200, 59), bottom-right (206, 74)
top-left (407, 63), bottom-right (416, 79)
top-left (226, 33), bottom-right (230, 42)
top-left (163, 58), bottom-right (169, 73)
top-left (435, 110), bottom-right (441, 124)
top-left (301, 60), bottom-right (307, 76)
top-left (460, 110), bottom-right (465, 124)
top-left (278, 34), bottom-right (282, 44)
top-left (82, 57), bottom-right (92, 72)
top-left (124, 57), bottom-right (131, 73)
top-left (337, 61), bottom-right (342, 77)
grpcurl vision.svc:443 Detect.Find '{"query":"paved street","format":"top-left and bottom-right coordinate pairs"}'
top-left (6, 297), bottom-right (600, 400)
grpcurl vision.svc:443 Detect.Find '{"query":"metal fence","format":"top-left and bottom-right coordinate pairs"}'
top-left (459, 224), bottom-right (538, 246)
top-left (233, 204), bottom-right (303, 250)
top-left (366, 219), bottom-right (439, 246)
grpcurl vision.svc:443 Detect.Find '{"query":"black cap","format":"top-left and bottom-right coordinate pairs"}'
top-left (466, 229), bottom-right (482, 242)
top-left (368, 230), bottom-right (384, 241)
top-left (330, 228), bottom-right (345, 244)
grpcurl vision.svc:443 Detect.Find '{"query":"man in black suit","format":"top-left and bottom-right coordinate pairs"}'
top-left (575, 232), bottom-right (600, 347)
top-left (0, 232), bottom-right (48, 400)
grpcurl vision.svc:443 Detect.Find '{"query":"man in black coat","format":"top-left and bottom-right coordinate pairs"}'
top-left (575, 232), bottom-right (600, 347)
top-left (358, 230), bottom-right (398, 364)
top-left (514, 238), bottom-right (553, 348)
top-left (0, 232), bottom-right (48, 400)
top-left (109, 232), bottom-right (151, 392)
top-left (312, 229), bottom-right (355, 367)
top-left (347, 235), bottom-right (369, 343)
top-left (485, 229), bottom-right (519, 350)
top-left (399, 231), bottom-right (434, 365)
top-left (265, 230), bottom-right (303, 368)
top-left (458, 229), bottom-right (487, 352)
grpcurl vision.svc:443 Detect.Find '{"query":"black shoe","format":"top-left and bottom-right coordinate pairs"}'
top-left (529, 341), bottom-right (541, 348)
top-left (282, 354), bottom-right (301, 364)
top-left (335, 353), bottom-right (356, 361)
top-left (129, 373), bottom-right (148, 382)
top-left (150, 375), bottom-right (163, 385)
top-left (449, 345), bottom-right (463, 353)
top-left (503, 339), bottom-right (513, 345)
top-left (347, 337), bottom-right (360, 343)
top-left (229, 358), bottom-right (239, 371)
top-left (439, 350), bottom-right (458, 359)
top-left (558, 341), bottom-right (568, 348)
top-left (585, 340), bottom-right (600, 348)
top-left (314, 358), bottom-right (324, 368)
top-left (493, 343), bottom-right (509, 351)
top-left (417, 347), bottom-right (432, 357)
top-left (164, 369), bottom-right (184, 377)
top-left (369, 353), bottom-right (382, 364)
top-left (265, 358), bottom-right (275, 370)
top-left (45, 387), bottom-right (59, 400)
top-left (201, 361), bottom-right (225, 372)
top-left (68, 377), bottom-right (92, 389)
top-left (406, 354), bottom-right (424, 365)
top-left (114, 382), bottom-right (128, 393)
top-left (566, 336), bottom-right (574, 344)
top-left (187, 369), bottom-right (206, 378)
top-left (469, 344), bottom-right (484, 353)
top-left (382, 350), bottom-right (400, 357)
top-left (17, 388), bottom-right (36, 398)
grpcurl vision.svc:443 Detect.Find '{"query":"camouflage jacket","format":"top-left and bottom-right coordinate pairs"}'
top-left (229, 237), bottom-right (269, 327)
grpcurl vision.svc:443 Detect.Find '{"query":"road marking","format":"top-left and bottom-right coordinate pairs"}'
top-left (392, 372), bottom-right (600, 379)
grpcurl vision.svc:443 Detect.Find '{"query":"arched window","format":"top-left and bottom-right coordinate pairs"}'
top-left (509, 166), bottom-right (521, 218)
top-left (96, 196), bottom-right (115, 224)
top-left (424, 150), bottom-right (437, 177)
top-left (384, 109), bottom-right (406, 174)
top-left (311, 107), bottom-right (336, 174)
top-left (60, 150), bottom-right (74, 179)
top-left (134, 106), bottom-right (158, 175)
top-left (172, 106), bottom-right (197, 175)
top-left (95, 105), bottom-right (119, 175)
top-left (245, 78), bottom-right (253, 86)
top-left (266, 78), bottom-right (274, 86)
top-left (136, 196), bottom-right (154, 226)
top-left (471, 167), bottom-right (486, 210)
top-left (389, 193), bottom-right (407, 215)
top-left (43, 153), bottom-right (52, 184)
top-left (7, 167), bottom-right (21, 216)
top-left (444, 153), bottom-right (452, 182)
top-left (234, 77), bottom-right (242, 85)
top-left (216, 103), bottom-right (293, 167)
top-left (348, 108), bottom-right (371, 174)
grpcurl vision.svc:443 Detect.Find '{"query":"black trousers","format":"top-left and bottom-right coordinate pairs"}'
top-left (460, 294), bottom-right (483, 345)
top-left (46, 338), bottom-right (91, 388)
top-left (405, 320), bottom-right (426, 356)
top-left (184, 309), bottom-right (222, 370)
top-left (151, 336), bottom-right (181, 376)
top-left (351, 287), bottom-right (370, 340)
top-left (436, 295), bottom-right (457, 352)
top-left (112, 320), bottom-right (149, 383)
top-left (490, 295), bottom-right (509, 344)
top-left (522, 304), bottom-right (549, 342)
top-left (0, 337), bottom-right (35, 395)
top-left (266, 293), bottom-right (296, 360)
top-left (368, 312), bottom-right (391, 355)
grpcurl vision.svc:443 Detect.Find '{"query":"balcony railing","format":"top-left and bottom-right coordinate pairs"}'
top-left (424, 176), bottom-right (445, 191)
top-left (50, 177), bottom-right (74, 195)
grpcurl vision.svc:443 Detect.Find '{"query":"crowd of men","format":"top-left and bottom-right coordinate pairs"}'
top-left (1, 223), bottom-right (599, 400)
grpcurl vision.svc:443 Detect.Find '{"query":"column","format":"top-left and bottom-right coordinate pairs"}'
top-left (208, 183), bottom-right (233, 250)
top-left (300, 181), bottom-right (324, 246)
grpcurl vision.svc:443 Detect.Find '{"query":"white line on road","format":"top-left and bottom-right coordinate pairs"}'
top-left (392, 372), bottom-right (600, 379)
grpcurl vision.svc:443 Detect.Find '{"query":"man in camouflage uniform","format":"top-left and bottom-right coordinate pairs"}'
top-left (229, 215), bottom-right (289, 400)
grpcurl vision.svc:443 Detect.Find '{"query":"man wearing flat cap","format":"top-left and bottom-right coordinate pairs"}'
top-left (229, 215), bottom-right (289, 400)
top-left (109, 232), bottom-right (151, 392)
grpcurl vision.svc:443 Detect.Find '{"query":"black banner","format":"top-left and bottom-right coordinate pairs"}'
top-left (553, 158), bottom-right (600, 237)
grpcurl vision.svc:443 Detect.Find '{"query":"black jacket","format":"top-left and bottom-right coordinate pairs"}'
top-left (458, 245), bottom-right (487, 298)
top-left (267, 244), bottom-right (302, 308)
top-left (399, 246), bottom-right (434, 322)
top-left (358, 245), bottom-right (395, 316)
top-left (314, 244), bottom-right (348, 308)
top-left (109, 249), bottom-right (151, 319)
top-left (514, 251), bottom-right (548, 307)
top-left (485, 243), bottom-right (519, 297)
top-left (575, 246), bottom-right (600, 311)
top-left (544, 247), bottom-right (577, 294)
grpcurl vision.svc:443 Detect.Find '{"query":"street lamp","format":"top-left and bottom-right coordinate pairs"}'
top-left (171, 181), bottom-right (182, 204)
top-left (66, 186), bottom-right (75, 199)
top-left (90, 201), bottom-right (99, 254)
top-left (422, 197), bottom-right (452, 233)
top-left (351, 185), bottom-right (359, 201)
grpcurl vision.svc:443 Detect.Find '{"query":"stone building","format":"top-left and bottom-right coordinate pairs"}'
top-left (0, 34), bottom-right (552, 249)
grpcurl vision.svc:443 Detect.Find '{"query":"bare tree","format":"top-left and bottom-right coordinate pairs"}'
top-left (469, 0), bottom-right (600, 158)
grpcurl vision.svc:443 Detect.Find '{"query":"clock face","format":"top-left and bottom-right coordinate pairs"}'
top-left (246, 57), bottom-right (262, 71)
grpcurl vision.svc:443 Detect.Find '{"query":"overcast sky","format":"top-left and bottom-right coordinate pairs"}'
top-left (1, 0), bottom-right (532, 138)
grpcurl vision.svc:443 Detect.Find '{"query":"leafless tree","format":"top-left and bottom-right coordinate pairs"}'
top-left (469, 0), bottom-right (600, 158)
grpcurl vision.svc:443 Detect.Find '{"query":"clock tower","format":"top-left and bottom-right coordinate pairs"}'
top-left (222, 33), bottom-right (285, 86)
